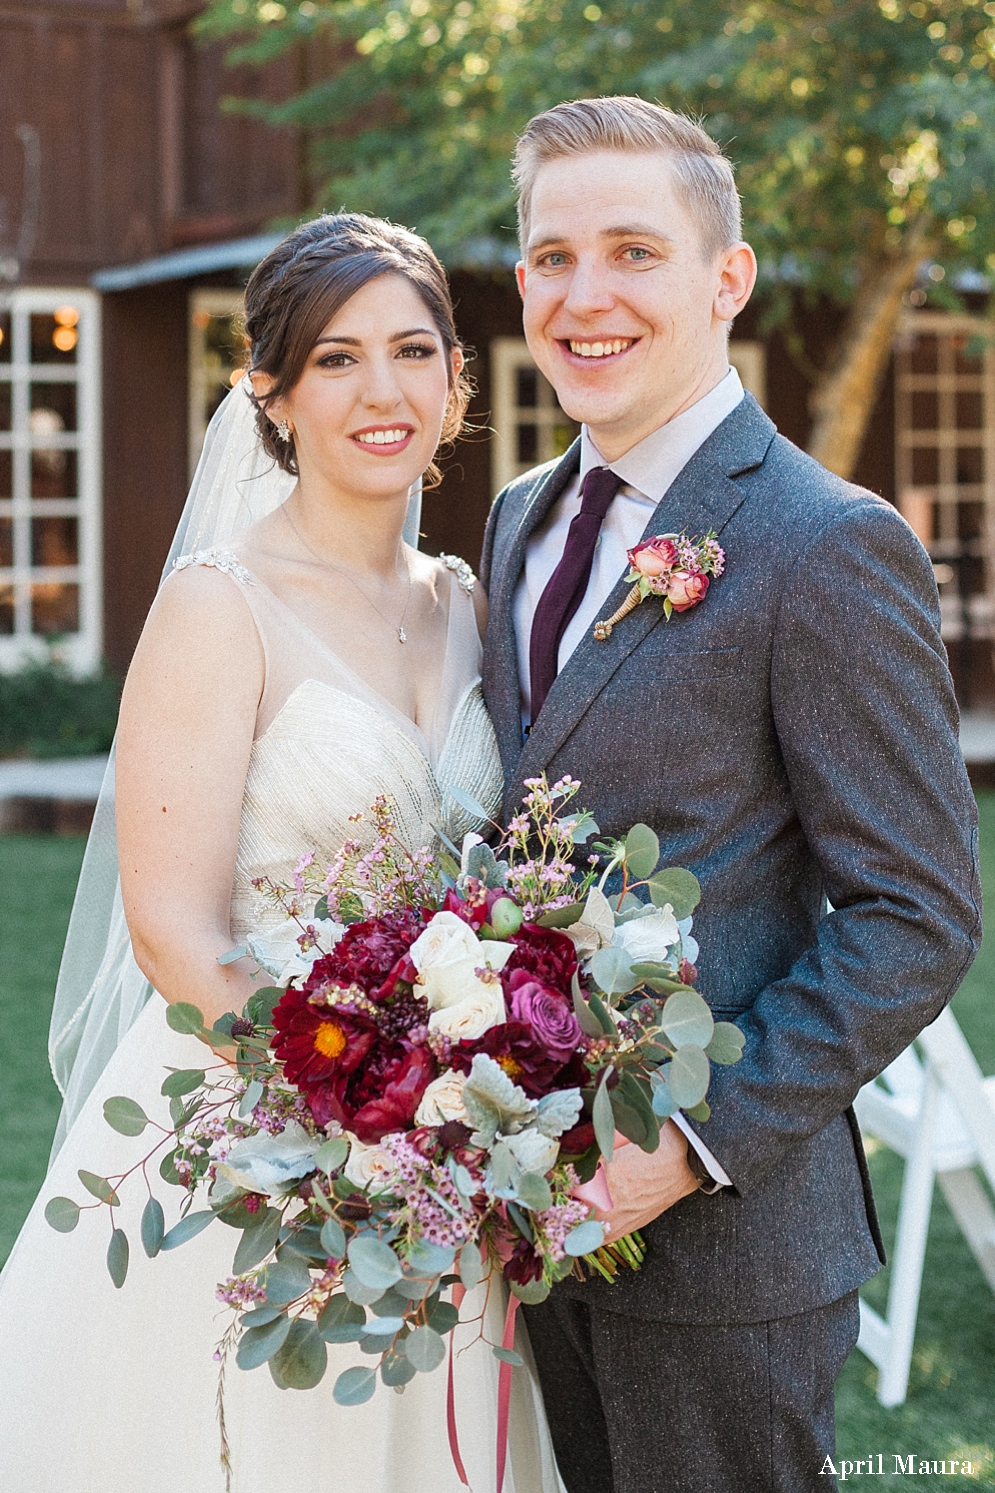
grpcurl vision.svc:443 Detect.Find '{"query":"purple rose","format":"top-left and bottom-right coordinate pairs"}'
top-left (507, 976), bottom-right (582, 1062)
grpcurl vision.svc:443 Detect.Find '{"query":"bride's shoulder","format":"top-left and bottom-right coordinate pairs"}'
top-left (424, 551), bottom-right (488, 636)
top-left (144, 547), bottom-right (261, 657)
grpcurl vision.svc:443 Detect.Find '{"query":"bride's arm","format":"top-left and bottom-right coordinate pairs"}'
top-left (116, 567), bottom-right (265, 1030)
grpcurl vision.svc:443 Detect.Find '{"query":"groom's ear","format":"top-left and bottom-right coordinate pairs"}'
top-left (515, 262), bottom-right (526, 301)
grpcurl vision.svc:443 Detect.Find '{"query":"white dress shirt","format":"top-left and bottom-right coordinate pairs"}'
top-left (512, 367), bottom-right (745, 1187)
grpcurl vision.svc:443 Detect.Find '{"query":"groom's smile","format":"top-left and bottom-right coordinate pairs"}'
top-left (516, 150), bottom-right (755, 462)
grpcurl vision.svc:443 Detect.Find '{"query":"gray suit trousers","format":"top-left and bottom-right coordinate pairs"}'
top-left (524, 1289), bottom-right (860, 1493)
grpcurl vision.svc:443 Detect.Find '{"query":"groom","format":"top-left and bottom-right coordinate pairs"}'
top-left (480, 97), bottom-right (981, 1492)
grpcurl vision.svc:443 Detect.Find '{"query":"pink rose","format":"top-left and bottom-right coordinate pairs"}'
top-left (666, 570), bottom-right (709, 611)
top-left (629, 535), bottom-right (678, 577)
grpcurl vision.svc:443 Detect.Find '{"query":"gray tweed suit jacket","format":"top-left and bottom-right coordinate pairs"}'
top-left (480, 393), bottom-right (982, 1326)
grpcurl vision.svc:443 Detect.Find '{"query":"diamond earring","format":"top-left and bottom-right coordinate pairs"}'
top-left (276, 418), bottom-right (292, 442)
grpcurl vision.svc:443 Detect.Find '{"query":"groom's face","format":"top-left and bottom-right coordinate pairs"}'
top-left (517, 150), bottom-right (752, 460)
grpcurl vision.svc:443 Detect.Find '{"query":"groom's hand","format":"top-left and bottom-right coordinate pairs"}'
top-left (598, 1122), bottom-right (699, 1243)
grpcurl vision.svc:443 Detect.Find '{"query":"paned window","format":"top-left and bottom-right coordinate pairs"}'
top-left (895, 312), bottom-right (995, 687)
top-left (0, 288), bottom-right (101, 673)
top-left (189, 291), bottom-right (246, 476)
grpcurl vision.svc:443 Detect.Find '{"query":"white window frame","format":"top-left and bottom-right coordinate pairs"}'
top-left (188, 289), bottom-right (245, 477)
top-left (728, 340), bottom-right (767, 409)
top-left (491, 337), bottom-right (579, 495)
top-left (894, 309), bottom-right (995, 642)
top-left (0, 286), bottom-right (102, 675)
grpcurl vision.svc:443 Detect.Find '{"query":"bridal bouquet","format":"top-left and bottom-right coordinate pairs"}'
top-left (47, 777), bottom-right (743, 1415)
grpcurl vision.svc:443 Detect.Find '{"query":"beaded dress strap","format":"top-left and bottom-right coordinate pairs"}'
top-left (172, 548), bottom-right (254, 585)
top-left (438, 554), bottom-right (476, 594)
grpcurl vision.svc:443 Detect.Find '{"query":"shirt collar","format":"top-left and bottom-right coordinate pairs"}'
top-left (579, 367), bottom-right (745, 502)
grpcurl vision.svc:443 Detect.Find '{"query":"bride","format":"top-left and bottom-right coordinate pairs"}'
top-left (0, 213), bottom-right (563, 1493)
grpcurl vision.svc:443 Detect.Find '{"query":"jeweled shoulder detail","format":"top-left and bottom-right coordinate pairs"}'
top-left (172, 548), bottom-right (253, 586)
top-left (438, 553), bottom-right (476, 594)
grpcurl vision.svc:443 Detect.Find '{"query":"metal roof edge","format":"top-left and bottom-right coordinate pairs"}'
top-left (92, 233), bottom-right (285, 292)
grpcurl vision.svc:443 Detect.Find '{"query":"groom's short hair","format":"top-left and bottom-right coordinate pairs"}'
top-left (513, 96), bottom-right (741, 258)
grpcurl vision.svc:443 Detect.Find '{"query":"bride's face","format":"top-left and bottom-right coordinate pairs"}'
top-left (265, 272), bottom-right (459, 503)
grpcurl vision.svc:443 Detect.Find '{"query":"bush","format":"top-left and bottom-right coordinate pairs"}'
top-left (0, 658), bottom-right (121, 760)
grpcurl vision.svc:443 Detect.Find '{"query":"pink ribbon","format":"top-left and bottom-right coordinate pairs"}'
top-left (496, 1291), bottom-right (521, 1493)
top-left (446, 1281), bottom-right (470, 1488)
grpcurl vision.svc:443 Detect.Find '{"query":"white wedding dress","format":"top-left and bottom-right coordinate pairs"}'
top-left (0, 551), bottom-right (564, 1493)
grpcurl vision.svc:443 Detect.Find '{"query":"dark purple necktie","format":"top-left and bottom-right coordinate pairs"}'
top-left (529, 465), bottom-right (622, 722)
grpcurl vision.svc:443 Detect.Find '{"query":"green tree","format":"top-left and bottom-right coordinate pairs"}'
top-left (199, 0), bottom-right (995, 477)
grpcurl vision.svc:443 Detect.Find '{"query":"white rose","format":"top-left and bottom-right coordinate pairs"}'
top-left (612, 906), bottom-right (681, 964)
top-left (410, 911), bottom-right (515, 1011)
top-left (415, 1069), bottom-right (469, 1126)
top-left (343, 1137), bottom-right (399, 1192)
top-left (248, 916), bottom-right (345, 984)
top-left (428, 976), bottom-right (506, 1041)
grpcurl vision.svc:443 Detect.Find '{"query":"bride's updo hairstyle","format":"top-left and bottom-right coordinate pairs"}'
top-left (244, 212), bottom-right (471, 483)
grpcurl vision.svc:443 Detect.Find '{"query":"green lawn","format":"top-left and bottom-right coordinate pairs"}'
top-left (1, 816), bottom-right (993, 1482)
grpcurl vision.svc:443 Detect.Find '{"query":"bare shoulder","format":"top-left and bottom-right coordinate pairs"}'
top-left (428, 551), bottom-right (488, 637)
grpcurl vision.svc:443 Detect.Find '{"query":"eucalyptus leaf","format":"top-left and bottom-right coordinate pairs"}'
top-left (164, 1001), bottom-right (206, 1036)
top-left (508, 1277), bottom-right (550, 1305)
top-left (240, 1304), bottom-right (284, 1327)
top-left (394, 1275), bottom-right (433, 1301)
top-left (453, 1163), bottom-right (476, 1198)
top-left (405, 1240), bottom-right (456, 1277)
top-left (609, 1089), bottom-right (649, 1148)
top-left (233, 1207), bottom-right (283, 1273)
top-left (650, 1072), bottom-right (680, 1119)
top-left (426, 1300), bottom-right (460, 1334)
top-left (516, 1171), bottom-right (553, 1212)
top-left (348, 1235), bottom-right (403, 1290)
top-left (623, 823), bottom-right (660, 880)
top-left (78, 1170), bottom-right (119, 1206)
top-left (239, 1079), bottom-right (264, 1118)
top-left (646, 867), bottom-right (701, 920)
top-left (237, 1312), bottom-right (292, 1370)
top-left (314, 1135), bottom-right (349, 1175)
top-left (362, 1315), bottom-right (405, 1337)
top-left (380, 1351), bottom-right (418, 1387)
top-left (370, 1288), bottom-right (410, 1317)
top-left (535, 899), bottom-right (588, 929)
top-left (271, 1320), bottom-right (327, 1389)
top-left (458, 1243), bottom-right (483, 1291)
top-left (660, 989), bottom-right (714, 1050)
top-left (102, 1095), bottom-right (149, 1137)
top-left (592, 1068), bottom-right (616, 1162)
top-left (616, 1072), bottom-right (660, 1153)
top-left (44, 1196), bottom-right (80, 1233)
top-left (667, 1044), bottom-right (711, 1109)
top-left (564, 1220), bottom-right (606, 1256)
top-left (333, 1366), bottom-right (377, 1406)
top-left (589, 947), bottom-right (637, 1000)
top-left (319, 1216), bottom-right (346, 1259)
top-left (217, 943), bottom-right (248, 966)
top-left (506, 1201), bottom-right (534, 1245)
top-left (264, 1255), bottom-right (313, 1305)
top-left (106, 1228), bottom-right (129, 1289)
top-left (160, 1068), bottom-right (206, 1099)
top-left (140, 1195), bottom-right (165, 1258)
top-left (492, 1346), bottom-right (525, 1367)
top-left (571, 971), bottom-right (604, 1038)
top-left (360, 1333), bottom-right (398, 1356)
top-left (245, 987), bottom-right (283, 1027)
top-left (684, 1099), bottom-right (712, 1122)
top-left (342, 1268), bottom-right (387, 1306)
top-left (160, 1209), bottom-right (216, 1251)
top-left (318, 1294), bottom-right (366, 1343)
top-left (706, 1022), bottom-right (746, 1066)
top-left (159, 1149), bottom-right (181, 1186)
top-left (405, 1325), bottom-right (446, 1373)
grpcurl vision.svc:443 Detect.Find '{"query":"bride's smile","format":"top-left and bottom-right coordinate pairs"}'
top-left (253, 272), bottom-right (463, 514)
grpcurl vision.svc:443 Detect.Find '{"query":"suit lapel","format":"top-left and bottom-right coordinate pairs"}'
top-left (509, 396), bottom-right (775, 799)
top-left (485, 441), bottom-right (581, 773)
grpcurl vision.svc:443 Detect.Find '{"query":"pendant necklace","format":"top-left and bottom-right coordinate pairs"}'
top-left (282, 505), bottom-right (413, 644)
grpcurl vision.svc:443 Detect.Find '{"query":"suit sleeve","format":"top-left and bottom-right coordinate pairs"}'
top-left (688, 498), bottom-right (982, 1195)
top-left (478, 487), bottom-right (507, 594)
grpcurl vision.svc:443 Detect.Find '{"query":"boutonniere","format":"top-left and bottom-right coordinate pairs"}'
top-left (593, 532), bottom-right (725, 640)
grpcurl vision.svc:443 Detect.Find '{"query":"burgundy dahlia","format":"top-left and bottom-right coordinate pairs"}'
top-left (501, 924), bottom-right (577, 995)
top-left (503, 1237), bottom-right (544, 1286)
top-left (451, 1020), bottom-right (567, 1098)
top-left (308, 909), bottom-right (425, 996)
top-left (271, 985), bottom-right (377, 1090)
top-left (348, 1045), bottom-right (436, 1143)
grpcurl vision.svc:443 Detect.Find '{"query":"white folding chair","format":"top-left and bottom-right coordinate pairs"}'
top-left (853, 1006), bottom-right (995, 1406)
